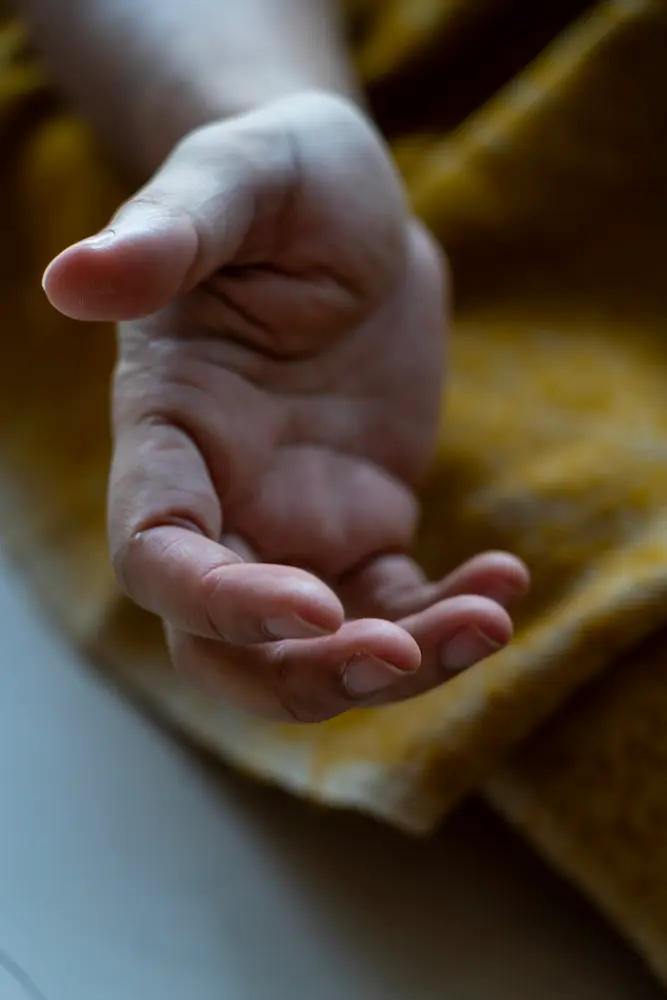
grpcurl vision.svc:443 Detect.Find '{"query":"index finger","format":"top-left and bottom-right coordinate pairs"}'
top-left (109, 417), bottom-right (345, 642)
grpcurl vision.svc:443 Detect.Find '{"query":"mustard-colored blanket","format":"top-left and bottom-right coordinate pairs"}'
top-left (3, 0), bottom-right (667, 982)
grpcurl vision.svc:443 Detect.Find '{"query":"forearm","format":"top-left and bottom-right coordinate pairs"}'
top-left (15, 0), bottom-right (359, 176)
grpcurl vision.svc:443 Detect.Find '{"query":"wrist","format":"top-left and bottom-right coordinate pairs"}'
top-left (19, 0), bottom-right (362, 180)
top-left (135, 65), bottom-right (362, 179)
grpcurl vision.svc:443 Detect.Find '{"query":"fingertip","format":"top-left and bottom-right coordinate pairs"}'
top-left (42, 212), bottom-right (198, 321)
top-left (208, 563), bottom-right (345, 643)
top-left (488, 602), bottom-right (514, 644)
top-left (459, 595), bottom-right (515, 644)
top-left (272, 586), bottom-right (345, 639)
top-left (42, 234), bottom-right (110, 319)
top-left (343, 618), bottom-right (422, 674)
top-left (42, 228), bottom-right (116, 293)
top-left (42, 232), bottom-right (139, 321)
top-left (266, 565), bottom-right (345, 625)
top-left (483, 561), bottom-right (531, 608)
top-left (450, 552), bottom-right (531, 609)
top-left (441, 611), bottom-right (512, 675)
top-left (500, 552), bottom-right (531, 591)
top-left (398, 594), bottom-right (515, 666)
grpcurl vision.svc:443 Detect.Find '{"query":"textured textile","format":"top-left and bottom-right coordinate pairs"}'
top-left (2, 0), bottom-right (667, 981)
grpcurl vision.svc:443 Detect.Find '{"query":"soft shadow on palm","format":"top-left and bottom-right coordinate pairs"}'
top-left (127, 218), bottom-right (445, 582)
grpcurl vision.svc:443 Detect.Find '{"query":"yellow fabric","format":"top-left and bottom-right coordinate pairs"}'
top-left (2, 0), bottom-right (667, 981)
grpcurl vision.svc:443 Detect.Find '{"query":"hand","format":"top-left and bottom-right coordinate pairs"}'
top-left (44, 92), bottom-right (529, 722)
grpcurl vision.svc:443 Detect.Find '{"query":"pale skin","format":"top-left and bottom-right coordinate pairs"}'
top-left (16, 0), bottom-right (530, 722)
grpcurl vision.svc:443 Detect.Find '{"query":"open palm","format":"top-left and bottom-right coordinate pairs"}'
top-left (45, 93), bottom-right (528, 722)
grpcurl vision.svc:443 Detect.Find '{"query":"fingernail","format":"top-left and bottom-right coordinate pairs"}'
top-left (343, 655), bottom-right (404, 699)
top-left (442, 628), bottom-right (506, 675)
top-left (263, 615), bottom-right (332, 641)
top-left (76, 228), bottom-right (117, 250)
top-left (62, 229), bottom-right (117, 254)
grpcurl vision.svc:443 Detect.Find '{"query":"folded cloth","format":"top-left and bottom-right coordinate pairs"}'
top-left (2, 0), bottom-right (667, 982)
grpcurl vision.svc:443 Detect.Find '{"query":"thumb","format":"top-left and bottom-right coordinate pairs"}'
top-left (42, 122), bottom-right (264, 323)
top-left (43, 93), bottom-right (407, 325)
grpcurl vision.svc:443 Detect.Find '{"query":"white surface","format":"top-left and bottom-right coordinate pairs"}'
top-left (0, 561), bottom-right (663, 1000)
